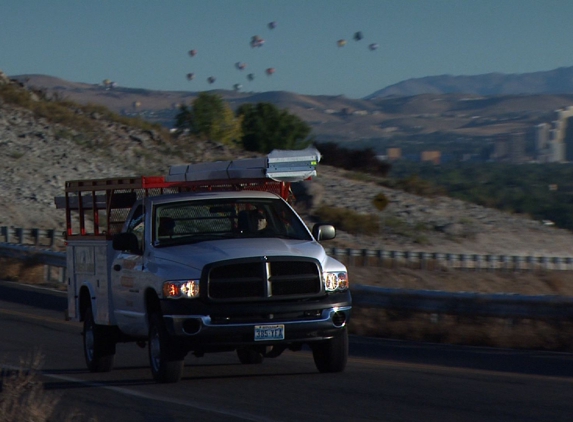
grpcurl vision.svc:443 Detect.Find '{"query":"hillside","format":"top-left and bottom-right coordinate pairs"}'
top-left (2, 70), bottom-right (573, 262)
top-left (366, 66), bottom-right (573, 98)
top-left (11, 74), bottom-right (573, 152)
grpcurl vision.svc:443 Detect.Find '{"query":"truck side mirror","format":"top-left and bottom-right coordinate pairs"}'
top-left (312, 224), bottom-right (336, 241)
top-left (112, 232), bottom-right (140, 252)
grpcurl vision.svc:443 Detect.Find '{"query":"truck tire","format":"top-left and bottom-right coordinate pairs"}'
top-left (148, 313), bottom-right (185, 383)
top-left (83, 306), bottom-right (115, 373)
top-left (311, 327), bottom-right (348, 373)
top-left (236, 347), bottom-right (264, 364)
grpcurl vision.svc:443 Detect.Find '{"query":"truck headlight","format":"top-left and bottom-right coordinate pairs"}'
top-left (163, 280), bottom-right (200, 299)
top-left (323, 271), bottom-right (349, 292)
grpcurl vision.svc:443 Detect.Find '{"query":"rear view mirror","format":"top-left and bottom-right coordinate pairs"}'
top-left (112, 232), bottom-right (140, 252)
top-left (312, 224), bottom-right (336, 241)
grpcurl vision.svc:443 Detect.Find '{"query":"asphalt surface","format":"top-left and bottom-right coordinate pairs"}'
top-left (1, 280), bottom-right (573, 422)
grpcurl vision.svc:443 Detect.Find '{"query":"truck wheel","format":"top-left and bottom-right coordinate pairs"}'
top-left (311, 328), bottom-right (348, 373)
top-left (148, 313), bottom-right (185, 383)
top-left (83, 306), bottom-right (115, 372)
top-left (236, 347), bottom-right (264, 364)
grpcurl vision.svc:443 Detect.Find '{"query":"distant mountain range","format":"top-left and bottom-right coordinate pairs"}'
top-left (9, 66), bottom-right (573, 152)
top-left (366, 66), bottom-right (573, 99)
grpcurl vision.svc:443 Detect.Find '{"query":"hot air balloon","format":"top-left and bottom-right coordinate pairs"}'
top-left (102, 79), bottom-right (116, 90)
top-left (268, 21), bottom-right (277, 29)
top-left (235, 62), bottom-right (247, 70)
top-left (337, 39), bottom-right (347, 48)
top-left (186, 73), bottom-right (195, 81)
top-left (207, 76), bottom-right (216, 84)
top-left (133, 101), bottom-right (141, 110)
top-left (233, 83), bottom-right (242, 91)
top-left (354, 31), bottom-right (363, 41)
top-left (369, 43), bottom-right (379, 51)
top-left (265, 67), bottom-right (275, 76)
top-left (247, 73), bottom-right (255, 81)
top-left (188, 49), bottom-right (197, 57)
top-left (250, 35), bottom-right (265, 48)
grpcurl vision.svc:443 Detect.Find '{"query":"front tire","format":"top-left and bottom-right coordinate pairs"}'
top-left (83, 306), bottom-right (115, 373)
top-left (311, 328), bottom-right (348, 373)
top-left (148, 313), bottom-right (185, 383)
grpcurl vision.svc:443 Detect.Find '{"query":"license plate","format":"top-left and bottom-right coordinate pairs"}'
top-left (254, 325), bottom-right (285, 341)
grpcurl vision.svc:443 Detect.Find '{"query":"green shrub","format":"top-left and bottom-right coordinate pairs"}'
top-left (314, 205), bottom-right (379, 235)
top-left (393, 175), bottom-right (445, 197)
top-left (372, 192), bottom-right (389, 211)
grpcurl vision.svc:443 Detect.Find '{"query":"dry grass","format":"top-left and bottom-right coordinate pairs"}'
top-left (346, 265), bottom-right (573, 350)
top-left (349, 265), bottom-right (573, 296)
top-left (0, 258), bottom-right (65, 291)
top-left (349, 308), bottom-right (573, 351)
top-left (0, 258), bottom-right (45, 283)
top-left (0, 351), bottom-right (96, 422)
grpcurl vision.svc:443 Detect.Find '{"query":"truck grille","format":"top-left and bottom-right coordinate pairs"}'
top-left (207, 258), bottom-right (322, 302)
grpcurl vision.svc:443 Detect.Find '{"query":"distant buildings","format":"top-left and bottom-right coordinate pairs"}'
top-left (332, 104), bottom-right (573, 165)
top-left (533, 106), bottom-right (573, 163)
top-left (387, 148), bottom-right (402, 161)
top-left (421, 150), bottom-right (441, 165)
top-left (493, 132), bottom-right (526, 163)
top-left (384, 148), bottom-right (441, 164)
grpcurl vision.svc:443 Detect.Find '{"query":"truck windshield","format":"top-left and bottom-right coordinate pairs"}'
top-left (153, 198), bottom-right (312, 247)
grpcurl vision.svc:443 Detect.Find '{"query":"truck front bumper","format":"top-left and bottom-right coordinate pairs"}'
top-left (160, 292), bottom-right (352, 346)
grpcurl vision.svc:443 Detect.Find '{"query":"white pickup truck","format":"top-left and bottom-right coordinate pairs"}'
top-left (56, 149), bottom-right (351, 382)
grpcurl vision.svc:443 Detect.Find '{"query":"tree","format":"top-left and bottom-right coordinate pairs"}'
top-left (174, 93), bottom-right (242, 145)
top-left (236, 102), bottom-right (313, 153)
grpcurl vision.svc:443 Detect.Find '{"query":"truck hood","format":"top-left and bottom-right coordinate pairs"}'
top-left (150, 238), bottom-right (328, 272)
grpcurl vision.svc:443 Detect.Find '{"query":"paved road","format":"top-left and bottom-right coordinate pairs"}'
top-left (1, 280), bottom-right (573, 422)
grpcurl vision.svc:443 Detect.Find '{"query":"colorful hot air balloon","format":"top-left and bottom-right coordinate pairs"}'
top-left (235, 62), bottom-right (247, 70)
top-left (250, 35), bottom-right (265, 48)
top-left (247, 73), bottom-right (255, 81)
top-left (369, 43), bottom-right (379, 51)
top-left (233, 83), bottom-right (242, 91)
top-left (268, 21), bottom-right (277, 29)
top-left (188, 49), bottom-right (197, 57)
top-left (265, 67), bottom-right (275, 76)
top-left (186, 73), bottom-right (195, 81)
top-left (337, 39), bottom-right (347, 48)
top-left (207, 76), bottom-right (216, 84)
top-left (354, 31), bottom-right (364, 41)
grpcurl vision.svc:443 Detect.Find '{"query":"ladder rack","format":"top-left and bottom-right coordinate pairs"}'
top-left (55, 148), bottom-right (321, 239)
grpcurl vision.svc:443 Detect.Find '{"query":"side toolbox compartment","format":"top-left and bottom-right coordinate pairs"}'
top-left (67, 240), bottom-right (114, 325)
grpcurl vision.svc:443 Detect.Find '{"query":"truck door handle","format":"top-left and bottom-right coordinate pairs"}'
top-left (113, 264), bottom-right (121, 271)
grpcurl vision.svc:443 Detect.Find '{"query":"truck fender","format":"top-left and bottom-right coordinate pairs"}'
top-left (145, 288), bottom-right (161, 328)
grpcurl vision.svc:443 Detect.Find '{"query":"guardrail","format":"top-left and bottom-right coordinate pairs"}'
top-left (326, 248), bottom-right (573, 272)
top-left (1, 226), bottom-right (61, 248)
top-left (3, 226), bottom-right (573, 272)
top-left (1, 242), bottom-right (573, 321)
top-left (0, 243), bottom-right (66, 283)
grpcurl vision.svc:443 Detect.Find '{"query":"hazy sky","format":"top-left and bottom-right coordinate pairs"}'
top-left (2, 0), bottom-right (573, 99)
